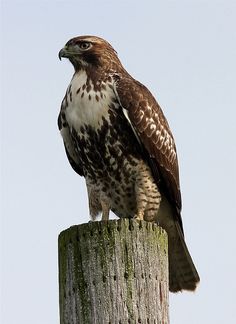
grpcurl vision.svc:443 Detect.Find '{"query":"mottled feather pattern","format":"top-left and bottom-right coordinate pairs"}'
top-left (115, 77), bottom-right (181, 212)
top-left (58, 35), bottom-right (200, 292)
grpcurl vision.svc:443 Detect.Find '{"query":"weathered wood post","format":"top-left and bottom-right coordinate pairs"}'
top-left (58, 219), bottom-right (169, 324)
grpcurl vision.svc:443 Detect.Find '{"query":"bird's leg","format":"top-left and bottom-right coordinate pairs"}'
top-left (133, 183), bottom-right (147, 221)
top-left (101, 199), bottom-right (110, 221)
top-left (133, 166), bottom-right (161, 222)
top-left (87, 184), bottom-right (100, 221)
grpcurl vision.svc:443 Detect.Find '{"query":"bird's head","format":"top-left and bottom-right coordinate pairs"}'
top-left (58, 35), bottom-right (122, 72)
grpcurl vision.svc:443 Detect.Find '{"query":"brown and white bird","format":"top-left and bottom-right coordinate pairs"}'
top-left (58, 35), bottom-right (200, 292)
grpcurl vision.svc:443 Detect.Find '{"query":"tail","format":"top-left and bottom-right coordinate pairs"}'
top-left (168, 221), bottom-right (200, 292)
top-left (156, 197), bottom-right (200, 292)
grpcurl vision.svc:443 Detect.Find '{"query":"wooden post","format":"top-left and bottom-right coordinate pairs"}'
top-left (58, 219), bottom-right (169, 324)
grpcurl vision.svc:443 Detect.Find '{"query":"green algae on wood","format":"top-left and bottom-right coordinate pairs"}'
top-left (58, 219), bottom-right (169, 324)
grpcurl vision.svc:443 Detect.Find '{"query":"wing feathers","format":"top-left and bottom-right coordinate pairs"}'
top-left (115, 76), bottom-right (182, 215)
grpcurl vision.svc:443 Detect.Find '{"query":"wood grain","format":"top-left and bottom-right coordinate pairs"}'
top-left (58, 219), bottom-right (169, 324)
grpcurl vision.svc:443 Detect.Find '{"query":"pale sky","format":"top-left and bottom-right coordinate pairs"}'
top-left (1, 1), bottom-right (236, 323)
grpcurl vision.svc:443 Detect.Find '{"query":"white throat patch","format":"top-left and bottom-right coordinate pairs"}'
top-left (64, 71), bottom-right (116, 132)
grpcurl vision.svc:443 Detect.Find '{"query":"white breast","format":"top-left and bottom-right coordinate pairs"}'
top-left (64, 71), bottom-right (116, 132)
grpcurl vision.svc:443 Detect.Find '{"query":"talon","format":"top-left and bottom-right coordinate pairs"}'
top-left (133, 211), bottom-right (144, 221)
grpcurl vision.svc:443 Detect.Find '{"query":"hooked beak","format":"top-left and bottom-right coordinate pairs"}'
top-left (58, 47), bottom-right (68, 60)
top-left (58, 46), bottom-right (80, 60)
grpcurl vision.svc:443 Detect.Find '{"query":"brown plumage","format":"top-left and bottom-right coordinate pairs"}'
top-left (58, 35), bottom-right (200, 292)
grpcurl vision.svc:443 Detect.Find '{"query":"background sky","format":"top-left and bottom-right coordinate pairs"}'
top-left (1, 1), bottom-right (236, 323)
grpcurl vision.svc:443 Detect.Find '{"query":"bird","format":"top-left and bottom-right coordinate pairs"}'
top-left (58, 35), bottom-right (200, 292)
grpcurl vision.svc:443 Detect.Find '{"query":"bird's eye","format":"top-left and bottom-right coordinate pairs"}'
top-left (78, 42), bottom-right (91, 50)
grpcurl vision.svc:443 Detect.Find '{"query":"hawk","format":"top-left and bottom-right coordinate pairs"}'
top-left (58, 35), bottom-right (200, 292)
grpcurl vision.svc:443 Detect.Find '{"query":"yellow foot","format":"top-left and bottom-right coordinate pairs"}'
top-left (133, 211), bottom-right (144, 221)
